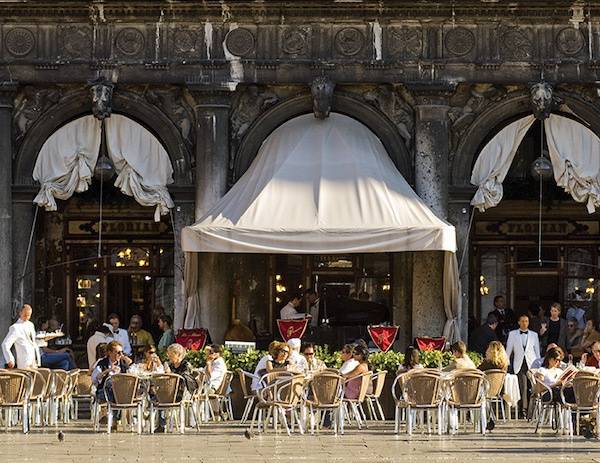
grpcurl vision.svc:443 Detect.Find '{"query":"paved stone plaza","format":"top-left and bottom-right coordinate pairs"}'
top-left (3, 421), bottom-right (599, 463)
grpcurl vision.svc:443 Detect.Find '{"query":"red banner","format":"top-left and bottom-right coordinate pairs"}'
top-left (276, 319), bottom-right (309, 342)
top-left (368, 325), bottom-right (398, 352)
top-left (176, 329), bottom-right (208, 351)
top-left (415, 336), bottom-right (446, 351)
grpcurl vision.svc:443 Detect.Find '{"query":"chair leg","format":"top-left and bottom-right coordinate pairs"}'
top-left (107, 405), bottom-right (113, 434)
top-left (179, 405), bottom-right (185, 434)
top-left (376, 398), bottom-right (386, 421)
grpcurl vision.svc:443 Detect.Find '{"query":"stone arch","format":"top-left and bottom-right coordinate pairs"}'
top-left (451, 91), bottom-right (600, 187)
top-left (233, 92), bottom-right (412, 183)
top-left (14, 89), bottom-right (193, 186)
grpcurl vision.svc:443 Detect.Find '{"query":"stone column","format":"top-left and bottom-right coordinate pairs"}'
top-left (410, 84), bottom-right (453, 339)
top-left (12, 189), bottom-right (37, 313)
top-left (392, 252), bottom-right (413, 349)
top-left (190, 88), bottom-right (232, 343)
top-left (171, 198), bottom-right (194, 331)
top-left (0, 83), bottom-right (16, 353)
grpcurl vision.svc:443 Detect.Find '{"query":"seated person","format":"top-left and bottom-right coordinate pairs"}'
top-left (579, 341), bottom-right (600, 368)
top-left (566, 317), bottom-right (584, 354)
top-left (266, 343), bottom-right (290, 372)
top-left (534, 347), bottom-right (575, 403)
top-left (252, 341), bottom-right (277, 391)
top-left (339, 345), bottom-right (358, 375)
top-left (571, 318), bottom-right (600, 358)
top-left (342, 345), bottom-right (370, 399)
top-left (87, 324), bottom-right (113, 368)
top-left (163, 343), bottom-right (197, 396)
top-left (91, 342), bottom-right (108, 370)
top-left (478, 341), bottom-right (509, 372)
top-left (91, 341), bottom-right (132, 403)
top-left (397, 346), bottom-right (424, 374)
top-left (136, 344), bottom-right (164, 373)
top-left (205, 344), bottom-right (227, 393)
top-left (287, 338), bottom-right (308, 373)
top-left (531, 343), bottom-right (567, 370)
top-left (302, 343), bottom-right (325, 373)
top-left (128, 315), bottom-right (155, 349)
top-left (443, 341), bottom-right (476, 371)
top-left (157, 315), bottom-right (176, 352)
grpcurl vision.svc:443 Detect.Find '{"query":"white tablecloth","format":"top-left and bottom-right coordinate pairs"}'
top-left (502, 373), bottom-right (521, 407)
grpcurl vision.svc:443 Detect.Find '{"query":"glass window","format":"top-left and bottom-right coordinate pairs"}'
top-left (567, 247), bottom-right (594, 276)
top-left (111, 246), bottom-right (151, 268)
top-left (75, 274), bottom-right (100, 341)
top-left (362, 253), bottom-right (390, 277)
top-left (479, 248), bottom-right (507, 320)
top-left (313, 255), bottom-right (354, 269)
top-left (154, 277), bottom-right (175, 314)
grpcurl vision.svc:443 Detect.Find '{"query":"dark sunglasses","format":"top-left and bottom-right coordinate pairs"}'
top-left (304, 352), bottom-right (315, 356)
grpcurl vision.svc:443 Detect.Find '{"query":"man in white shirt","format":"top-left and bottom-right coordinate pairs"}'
top-left (506, 313), bottom-right (540, 417)
top-left (2, 304), bottom-right (40, 368)
top-left (206, 344), bottom-right (227, 393)
top-left (86, 324), bottom-right (113, 368)
top-left (339, 344), bottom-right (359, 375)
top-left (280, 294), bottom-right (309, 320)
top-left (106, 313), bottom-right (132, 356)
top-left (287, 338), bottom-right (308, 372)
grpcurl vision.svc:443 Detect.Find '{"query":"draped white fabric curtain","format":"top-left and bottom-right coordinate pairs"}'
top-left (470, 115), bottom-right (535, 212)
top-left (33, 114), bottom-right (174, 221)
top-left (442, 251), bottom-right (461, 344)
top-left (33, 115), bottom-right (102, 210)
top-left (183, 252), bottom-right (201, 329)
top-left (105, 114), bottom-right (175, 221)
top-left (545, 114), bottom-right (600, 213)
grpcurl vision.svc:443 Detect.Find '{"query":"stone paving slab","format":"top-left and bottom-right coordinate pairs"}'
top-left (2, 421), bottom-right (600, 463)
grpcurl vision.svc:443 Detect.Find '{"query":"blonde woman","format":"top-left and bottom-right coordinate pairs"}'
top-left (478, 341), bottom-right (509, 372)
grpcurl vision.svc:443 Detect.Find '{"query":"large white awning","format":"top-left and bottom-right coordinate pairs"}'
top-left (182, 113), bottom-right (456, 254)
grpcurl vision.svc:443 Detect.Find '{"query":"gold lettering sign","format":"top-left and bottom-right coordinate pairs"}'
top-left (68, 220), bottom-right (171, 236)
top-left (475, 220), bottom-right (599, 237)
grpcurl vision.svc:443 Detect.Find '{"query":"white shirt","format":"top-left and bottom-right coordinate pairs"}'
top-left (86, 331), bottom-right (112, 368)
top-left (208, 356), bottom-right (227, 391)
top-left (537, 367), bottom-right (563, 387)
top-left (2, 318), bottom-right (40, 368)
top-left (309, 299), bottom-right (320, 327)
top-left (288, 351), bottom-right (308, 372)
top-left (105, 323), bottom-right (132, 356)
top-left (530, 357), bottom-right (567, 370)
top-left (340, 358), bottom-right (359, 375)
top-left (280, 303), bottom-right (305, 320)
top-left (252, 354), bottom-right (272, 390)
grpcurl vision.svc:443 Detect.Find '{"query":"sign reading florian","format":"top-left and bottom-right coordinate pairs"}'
top-left (68, 219), bottom-right (172, 236)
top-left (475, 220), bottom-right (599, 237)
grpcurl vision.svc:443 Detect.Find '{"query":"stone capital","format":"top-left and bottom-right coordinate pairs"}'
top-left (187, 84), bottom-right (233, 113)
top-left (406, 82), bottom-right (456, 107)
top-left (0, 82), bottom-right (18, 109)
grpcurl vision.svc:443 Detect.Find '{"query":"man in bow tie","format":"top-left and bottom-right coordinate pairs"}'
top-left (506, 313), bottom-right (540, 418)
top-left (106, 313), bottom-right (132, 357)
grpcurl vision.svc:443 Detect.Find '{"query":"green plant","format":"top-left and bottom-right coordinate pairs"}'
top-left (466, 350), bottom-right (483, 367)
top-left (368, 351), bottom-right (405, 374)
top-left (314, 344), bottom-right (342, 368)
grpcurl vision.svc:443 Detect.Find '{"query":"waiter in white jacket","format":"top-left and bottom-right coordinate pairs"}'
top-left (505, 313), bottom-right (540, 418)
top-left (2, 304), bottom-right (40, 368)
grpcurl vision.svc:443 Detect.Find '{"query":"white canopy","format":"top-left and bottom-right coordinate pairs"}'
top-left (182, 113), bottom-right (460, 340)
top-left (182, 113), bottom-right (456, 254)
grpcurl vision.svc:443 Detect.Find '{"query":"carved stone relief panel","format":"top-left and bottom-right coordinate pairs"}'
top-left (333, 26), bottom-right (366, 58)
top-left (169, 25), bottom-right (202, 61)
top-left (224, 27), bottom-right (256, 58)
top-left (279, 26), bottom-right (311, 59)
top-left (499, 25), bottom-right (534, 61)
top-left (114, 26), bottom-right (146, 59)
top-left (144, 86), bottom-right (196, 148)
top-left (386, 25), bottom-right (423, 60)
top-left (58, 25), bottom-right (92, 61)
top-left (555, 26), bottom-right (586, 57)
top-left (4, 26), bottom-right (36, 59)
top-left (13, 85), bottom-right (61, 145)
top-left (443, 26), bottom-right (476, 59)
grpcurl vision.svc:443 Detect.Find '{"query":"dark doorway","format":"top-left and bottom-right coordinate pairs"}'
top-left (514, 273), bottom-right (560, 315)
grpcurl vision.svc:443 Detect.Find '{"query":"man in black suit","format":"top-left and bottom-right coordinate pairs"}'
top-left (490, 295), bottom-right (516, 343)
top-left (469, 313), bottom-right (499, 355)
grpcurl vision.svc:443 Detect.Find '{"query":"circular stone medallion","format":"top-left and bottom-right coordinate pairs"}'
top-left (115, 27), bottom-right (145, 56)
top-left (556, 27), bottom-right (585, 56)
top-left (5, 27), bottom-right (35, 57)
top-left (444, 27), bottom-right (475, 56)
top-left (335, 27), bottom-right (365, 56)
top-left (225, 28), bottom-right (255, 57)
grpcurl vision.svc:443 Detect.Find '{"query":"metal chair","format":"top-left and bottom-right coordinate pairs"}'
top-left (342, 371), bottom-right (372, 429)
top-left (0, 371), bottom-right (32, 433)
top-left (236, 369), bottom-right (258, 424)
top-left (400, 370), bottom-right (444, 435)
top-left (447, 369), bottom-right (489, 435)
top-left (149, 373), bottom-right (185, 434)
top-left (529, 371), bottom-right (562, 433)
top-left (483, 369), bottom-right (507, 422)
top-left (365, 370), bottom-right (387, 420)
top-left (15, 369), bottom-right (47, 427)
top-left (207, 371), bottom-right (234, 421)
top-left (561, 372), bottom-right (600, 436)
top-left (71, 369), bottom-right (94, 420)
top-left (106, 373), bottom-right (143, 434)
top-left (305, 371), bottom-right (345, 435)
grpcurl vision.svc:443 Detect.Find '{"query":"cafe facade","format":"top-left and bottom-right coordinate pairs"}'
top-left (2, 1), bottom-right (600, 353)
